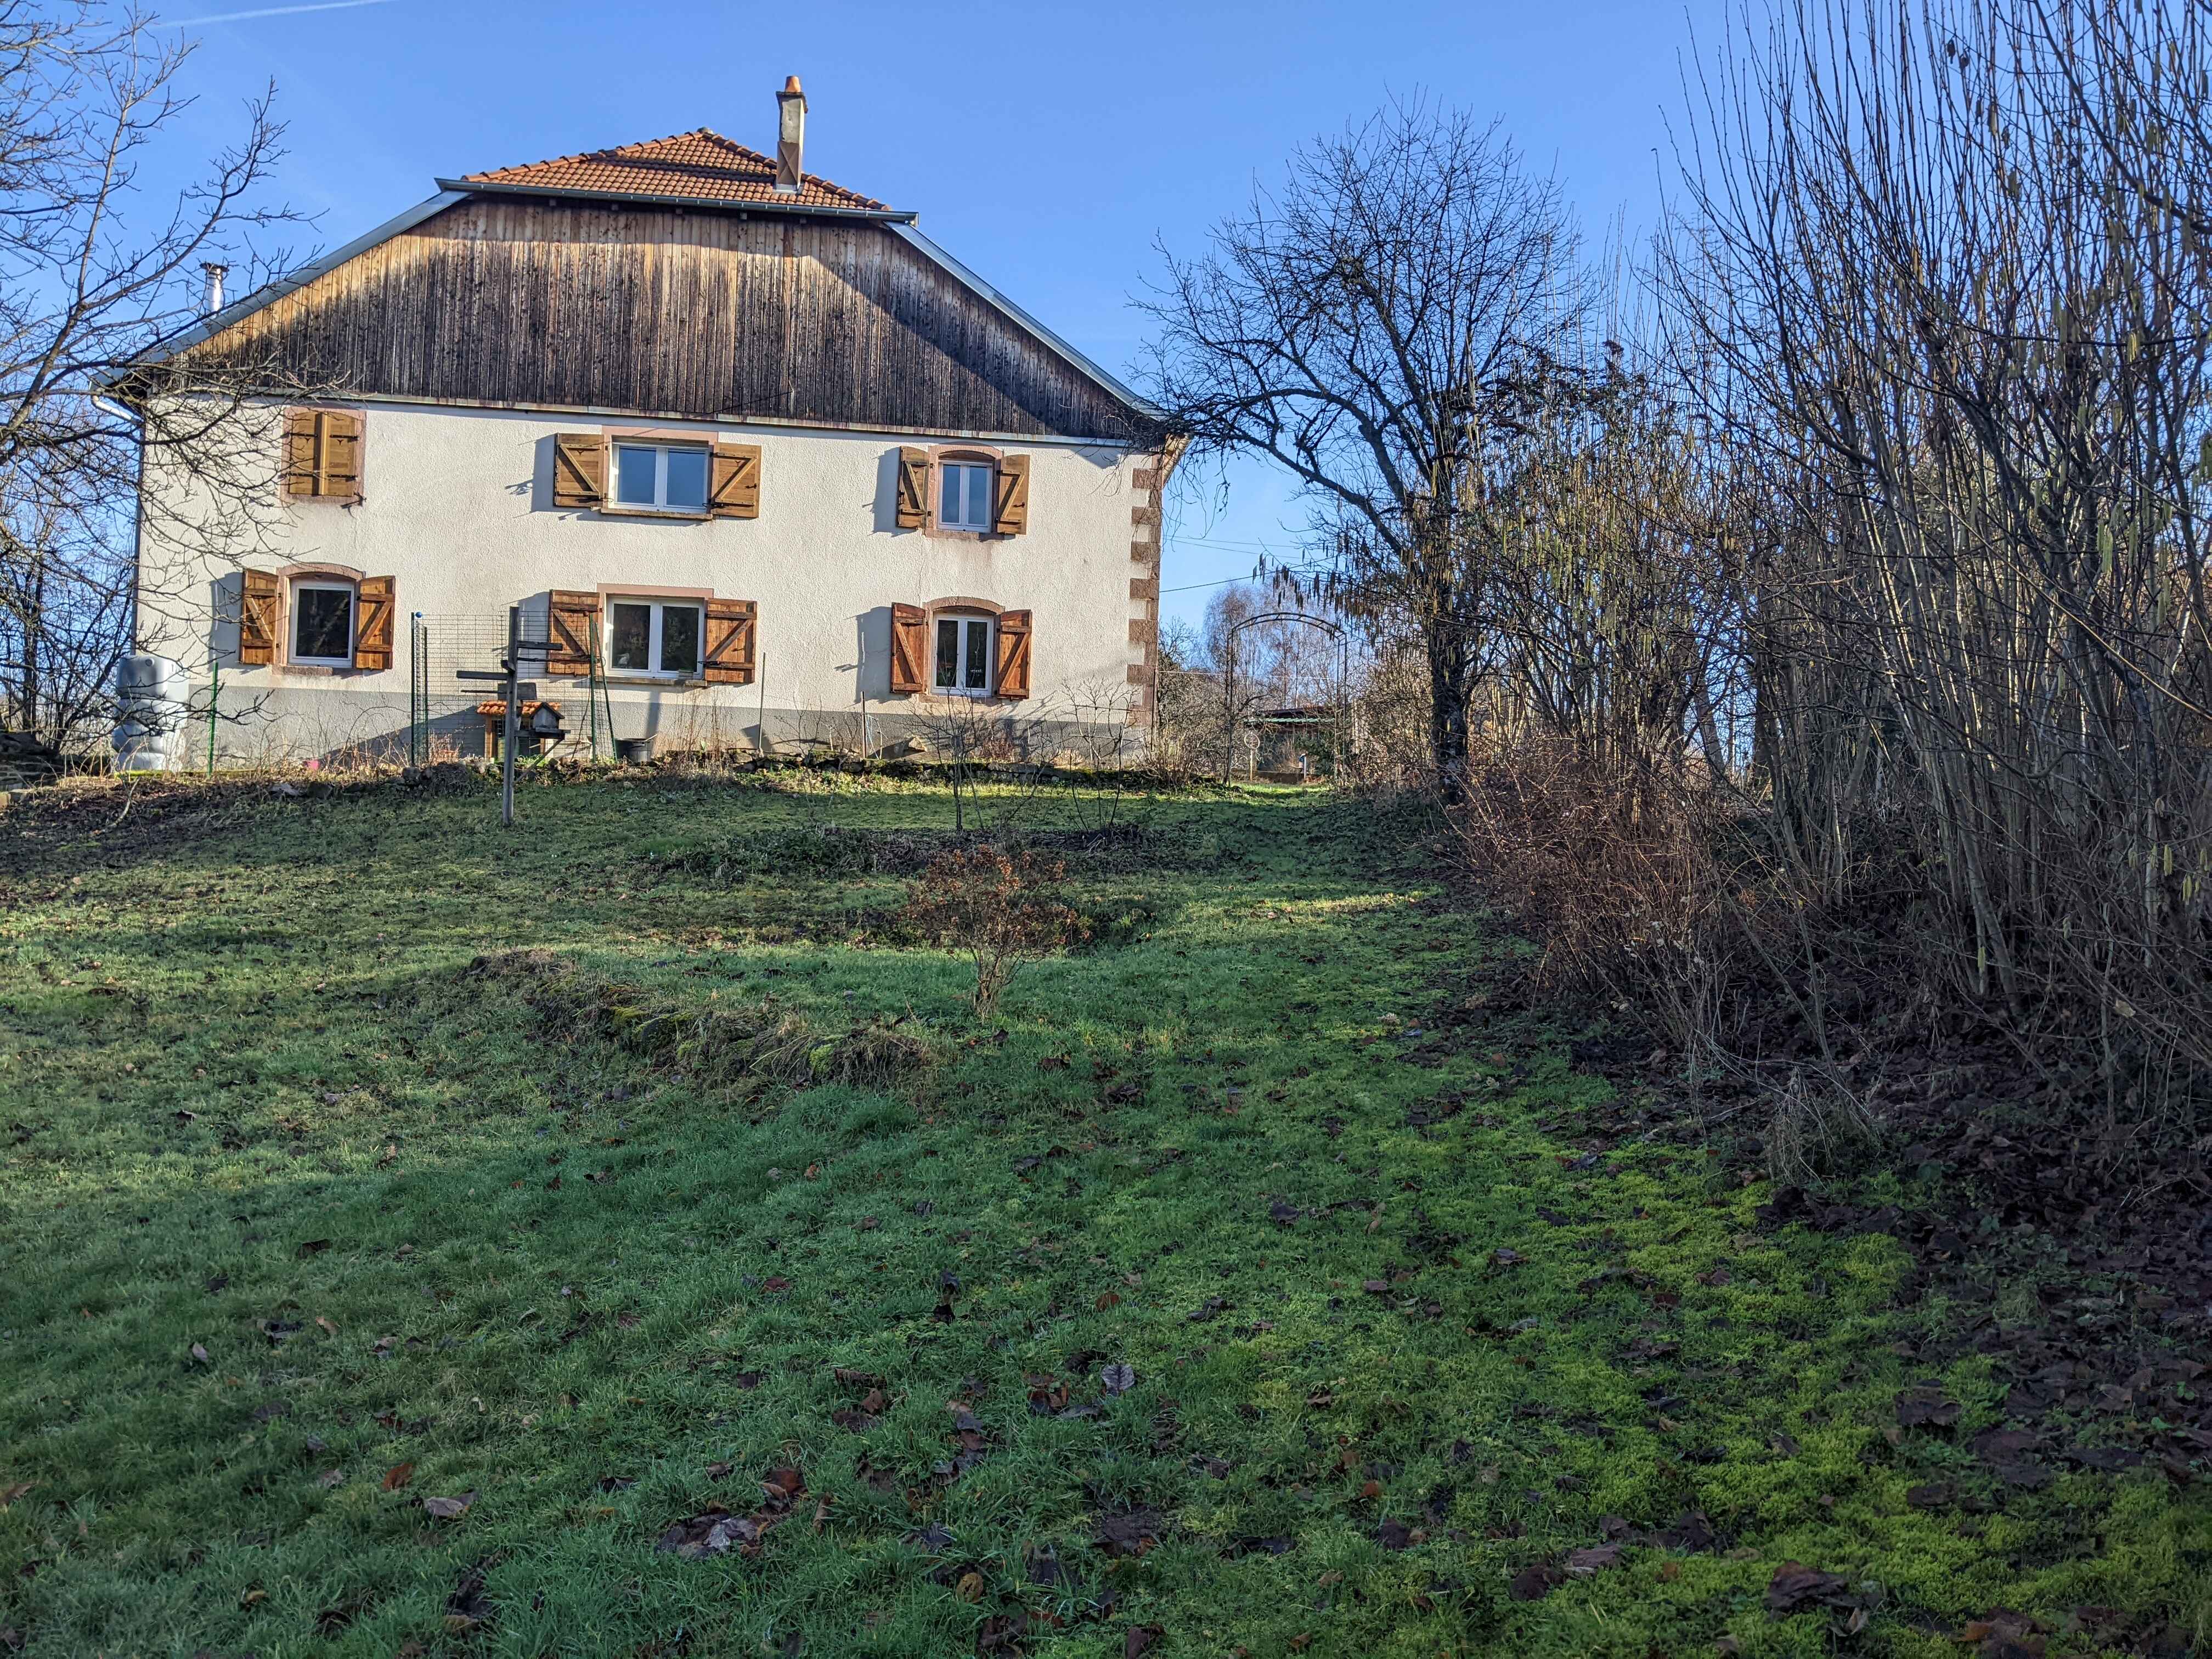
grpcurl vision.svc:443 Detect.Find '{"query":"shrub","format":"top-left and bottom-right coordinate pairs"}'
top-left (901, 844), bottom-right (1086, 1014)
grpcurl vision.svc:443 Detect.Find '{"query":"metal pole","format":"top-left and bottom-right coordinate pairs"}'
top-left (500, 605), bottom-right (519, 827)
top-left (207, 650), bottom-right (218, 776)
top-left (1333, 634), bottom-right (1346, 784)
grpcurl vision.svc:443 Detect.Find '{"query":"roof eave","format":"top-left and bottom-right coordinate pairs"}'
top-left (886, 222), bottom-right (1164, 423)
top-left (441, 178), bottom-right (913, 221)
top-left (129, 190), bottom-right (472, 370)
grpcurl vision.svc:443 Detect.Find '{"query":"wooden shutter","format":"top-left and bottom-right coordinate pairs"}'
top-left (239, 569), bottom-right (279, 665)
top-left (283, 408), bottom-right (362, 501)
top-left (895, 448), bottom-right (930, 529)
top-left (282, 409), bottom-right (317, 496)
top-left (546, 590), bottom-right (600, 676)
top-left (352, 576), bottom-right (396, 671)
top-left (319, 411), bottom-right (363, 501)
top-left (710, 443), bottom-right (761, 518)
top-left (992, 455), bottom-right (1030, 536)
top-left (702, 597), bottom-right (758, 685)
top-left (553, 433), bottom-right (606, 509)
top-left (995, 609), bottom-right (1032, 699)
top-left (889, 602), bottom-right (927, 694)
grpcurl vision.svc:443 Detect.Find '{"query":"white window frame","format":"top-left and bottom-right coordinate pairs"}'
top-left (939, 460), bottom-right (996, 533)
top-left (933, 613), bottom-right (995, 696)
top-left (610, 442), bottom-right (711, 516)
top-left (290, 579), bottom-right (357, 667)
top-left (605, 596), bottom-right (707, 679)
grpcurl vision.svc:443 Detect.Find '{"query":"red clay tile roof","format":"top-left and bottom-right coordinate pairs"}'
top-left (461, 128), bottom-right (891, 213)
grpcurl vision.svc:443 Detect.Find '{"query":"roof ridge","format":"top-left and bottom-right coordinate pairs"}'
top-left (460, 126), bottom-right (888, 212)
top-left (460, 127), bottom-right (735, 180)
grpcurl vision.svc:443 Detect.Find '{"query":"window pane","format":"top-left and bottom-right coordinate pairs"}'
top-left (935, 619), bottom-right (958, 688)
top-left (610, 602), bottom-right (652, 670)
top-left (294, 586), bottom-right (352, 661)
top-left (964, 619), bottom-right (989, 689)
top-left (941, 464), bottom-right (961, 525)
top-left (615, 445), bottom-right (658, 505)
top-left (661, 605), bottom-right (701, 675)
top-left (665, 448), bottom-right (708, 510)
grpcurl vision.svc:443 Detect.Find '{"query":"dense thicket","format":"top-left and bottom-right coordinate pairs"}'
top-left (1151, 0), bottom-right (2212, 1171)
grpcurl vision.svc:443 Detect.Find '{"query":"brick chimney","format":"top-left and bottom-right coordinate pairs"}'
top-left (775, 75), bottom-right (806, 195)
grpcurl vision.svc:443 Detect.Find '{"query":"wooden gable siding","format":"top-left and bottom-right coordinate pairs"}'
top-left (190, 198), bottom-right (1139, 439)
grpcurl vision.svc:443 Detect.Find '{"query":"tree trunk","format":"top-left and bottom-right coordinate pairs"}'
top-left (1426, 625), bottom-right (1472, 803)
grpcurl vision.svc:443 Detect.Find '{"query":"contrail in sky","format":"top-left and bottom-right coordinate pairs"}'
top-left (167, 0), bottom-right (393, 24)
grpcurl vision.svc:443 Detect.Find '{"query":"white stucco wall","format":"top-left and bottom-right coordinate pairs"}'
top-left (132, 400), bottom-right (1152, 764)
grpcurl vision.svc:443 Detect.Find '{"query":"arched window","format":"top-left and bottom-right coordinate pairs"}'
top-left (290, 579), bottom-right (358, 666)
top-left (933, 611), bottom-right (995, 693)
top-left (938, 459), bottom-right (997, 533)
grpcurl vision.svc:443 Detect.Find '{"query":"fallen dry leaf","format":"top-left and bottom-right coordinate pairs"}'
top-left (382, 1462), bottom-right (415, 1491)
top-left (1510, 1561), bottom-right (1564, 1601)
top-left (1895, 1387), bottom-right (1961, 1429)
top-left (315, 1316), bottom-right (338, 1337)
top-left (422, 1492), bottom-right (477, 1519)
top-left (1765, 1561), bottom-right (1852, 1614)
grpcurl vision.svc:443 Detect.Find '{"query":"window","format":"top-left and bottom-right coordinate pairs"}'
top-left (291, 581), bottom-right (355, 666)
top-left (939, 461), bottom-right (996, 532)
top-left (607, 598), bottom-right (703, 677)
top-left (611, 443), bottom-right (710, 514)
top-left (934, 614), bottom-right (993, 693)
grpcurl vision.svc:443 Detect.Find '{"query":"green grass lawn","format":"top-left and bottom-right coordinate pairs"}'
top-left (0, 771), bottom-right (2202, 1658)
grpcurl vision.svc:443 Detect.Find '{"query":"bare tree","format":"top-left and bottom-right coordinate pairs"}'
top-left (1142, 98), bottom-right (1588, 798)
top-left (0, 1), bottom-right (303, 753)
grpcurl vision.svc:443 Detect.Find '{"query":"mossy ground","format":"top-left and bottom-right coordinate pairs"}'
top-left (0, 772), bottom-right (2202, 1657)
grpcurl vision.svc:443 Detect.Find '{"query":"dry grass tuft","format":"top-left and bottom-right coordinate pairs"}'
top-left (472, 952), bottom-right (935, 1097)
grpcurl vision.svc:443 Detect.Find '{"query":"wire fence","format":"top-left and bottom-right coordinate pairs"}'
top-left (405, 610), bottom-right (617, 765)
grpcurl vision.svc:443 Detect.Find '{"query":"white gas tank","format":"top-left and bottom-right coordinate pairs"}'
top-left (114, 654), bottom-right (191, 771)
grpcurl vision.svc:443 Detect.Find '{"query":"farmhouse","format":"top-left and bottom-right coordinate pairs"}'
top-left (124, 79), bottom-right (1173, 766)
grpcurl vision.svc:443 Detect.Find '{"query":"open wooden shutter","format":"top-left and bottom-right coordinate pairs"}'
top-left (889, 602), bottom-right (927, 693)
top-left (283, 408), bottom-right (363, 501)
top-left (702, 597), bottom-right (758, 684)
top-left (546, 590), bottom-right (599, 676)
top-left (895, 448), bottom-right (930, 529)
top-left (995, 609), bottom-right (1032, 699)
top-left (239, 569), bottom-right (279, 665)
top-left (710, 443), bottom-right (761, 518)
top-left (352, 576), bottom-right (396, 671)
top-left (992, 455), bottom-right (1030, 536)
top-left (552, 433), bottom-right (606, 509)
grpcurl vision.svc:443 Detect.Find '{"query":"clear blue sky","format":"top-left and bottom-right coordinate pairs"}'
top-left (154, 0), bottom-right (1726, 628)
